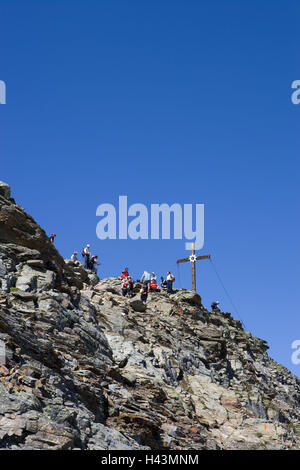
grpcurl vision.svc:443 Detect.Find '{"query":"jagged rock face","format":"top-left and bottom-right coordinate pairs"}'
top-left (0, 183), bottom-right (300, 450)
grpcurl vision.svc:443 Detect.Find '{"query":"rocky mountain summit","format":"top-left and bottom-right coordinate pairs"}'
top-left (0, 181), bottom-right (299, 450)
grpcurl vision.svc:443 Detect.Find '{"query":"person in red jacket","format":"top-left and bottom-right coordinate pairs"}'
top-left (122, 275), bottom-right (134, 297)
top-left (50, 233), bottom-right (56, 244)
top-left (121, 267), bottom-right (129, 279)
top-left (150, 280), bottom-right (160, 292)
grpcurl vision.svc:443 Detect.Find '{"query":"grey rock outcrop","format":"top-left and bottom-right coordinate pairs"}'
top-left (0, 182), bottom-right (11, 200)
top-left (0, 183), bottom-right (299, 450)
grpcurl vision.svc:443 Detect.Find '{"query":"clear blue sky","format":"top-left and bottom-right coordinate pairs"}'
top-left (1, 0), bottom-right (299, 376)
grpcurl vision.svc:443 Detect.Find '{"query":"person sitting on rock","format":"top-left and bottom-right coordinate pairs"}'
top-left (70, 251), bottom-right (80, 266)
top-left (121, 267), bottom-right (129, 279)
top-left (211, 301), bottom-right (220, 312)
top-left (160, 276), bottom-right (167, 288)
top-left (150, 279), bottom-right (160, 292)
top-left (140, 282), bottom-right (149, 304)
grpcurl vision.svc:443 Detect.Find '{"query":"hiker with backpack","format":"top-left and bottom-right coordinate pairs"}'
top-left (140, 282), bottom-right (149, 305)
top-left (122, 276), bottom-right (134, 297)
top-left (166, 271), bottom-right (175, 294)
top-left (82, 244), bottom-right (91, 270)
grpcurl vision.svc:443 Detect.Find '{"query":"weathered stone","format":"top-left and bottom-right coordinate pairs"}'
top-left (173, 289), bottom-right (202, 306)
top-left (15, 265), bottom-right (56, 292)
top-left (129, 298), bottom-right (147, 312)
top-left (26, 259), bottom-right (44, 269)
top-left (73, 266), bottom-right (89, 282)
top-left (0, 181), bottom-right (11, 200)
top-left (10, 290), bottom-right (37, 301)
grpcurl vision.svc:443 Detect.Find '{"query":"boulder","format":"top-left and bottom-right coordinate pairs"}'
top-left (86, 273), bottom-right (99, 287)
top-left (146, 294), bottom-right (174, 315)
top-left (94, 278), bottom-right (121, 295)
top-left (129, 298), bottom-right (146, 312)
top-left (73, 266), bottom-right (89, 282)
top-left (172, 289), bottom-right (202, 306)
top-left (0, 181), bottom-right (11, 200)
top-left (15, 265), bottom-right (56, 292)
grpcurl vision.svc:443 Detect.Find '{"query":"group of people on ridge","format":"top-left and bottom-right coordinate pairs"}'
top-left (70, 245), bottom-right (99, 274)
top-left (120, 268), bottom-right (134, 297)
top-left (121, 269), bottom-right (175, 305)
top-left (49, 234), bottom-right (99, 274)
top-left (50, 234), bottom-right (220, 311)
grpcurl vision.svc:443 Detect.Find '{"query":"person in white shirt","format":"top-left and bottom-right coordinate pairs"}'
top-left (83, 244), bottom-right (91, 269)
top-left (166, 272), bottom-right (174, 293)
top-left (140, 271), bottom-right (151, 286)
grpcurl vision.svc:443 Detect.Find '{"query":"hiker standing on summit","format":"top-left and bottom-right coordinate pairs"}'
top-left (140, 282), bottom-right (149, 304)
top-left (140, 270), bottom-right (151, 287)
top-left (166, 271), bottom-right (175, 294)
top-left (82, 244), bottom-right (91, 270)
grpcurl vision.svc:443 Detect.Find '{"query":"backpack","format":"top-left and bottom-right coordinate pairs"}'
top-left (81, 249), bottom-right (85, 257)
top-left (171, 275), bottom-right (175, 282)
